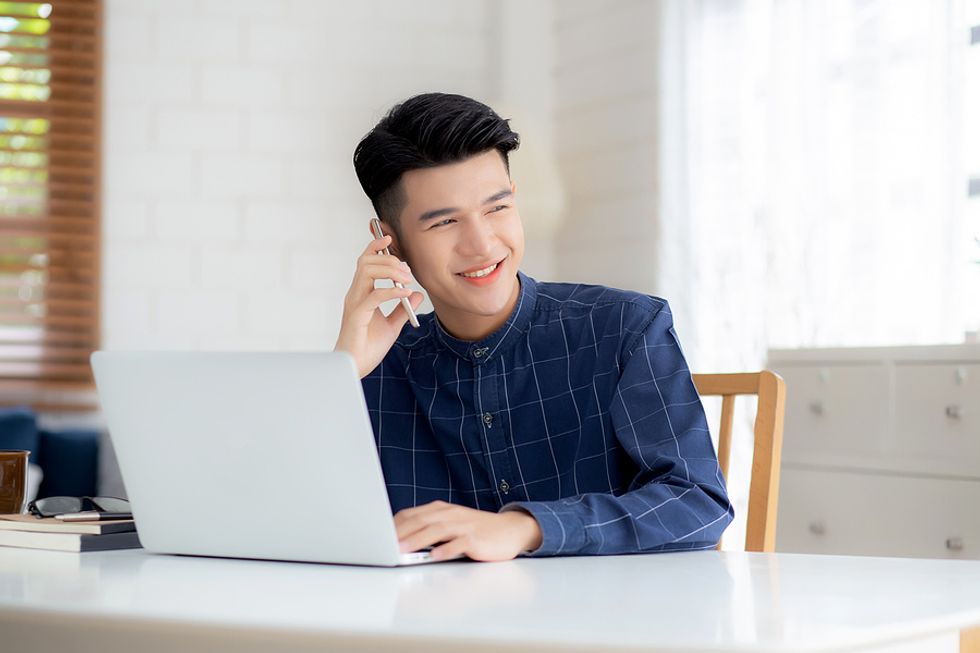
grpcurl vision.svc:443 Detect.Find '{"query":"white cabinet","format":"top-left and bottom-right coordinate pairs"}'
top-left (769, 345), bottom-right (980, 560)
top-left (893, 363), bottom-right (980, 478)
top-left (776, 364), bottom-right (890, 463)
top-left (777, 467), bottom-right (980, 559)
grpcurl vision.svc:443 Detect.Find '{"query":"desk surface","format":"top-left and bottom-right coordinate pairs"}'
top-left (2, 548), bottom-right (980, 653)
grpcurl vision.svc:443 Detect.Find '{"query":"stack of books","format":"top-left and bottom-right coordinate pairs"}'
top-left (0, 514), bottom-right (142, 552)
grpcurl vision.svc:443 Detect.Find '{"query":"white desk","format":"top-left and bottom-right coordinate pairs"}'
top-left (2, 548), bottom-right (980, 653)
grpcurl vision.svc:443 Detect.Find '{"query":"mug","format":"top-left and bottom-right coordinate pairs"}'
top-left (0, 450), bottom-right (30, 514)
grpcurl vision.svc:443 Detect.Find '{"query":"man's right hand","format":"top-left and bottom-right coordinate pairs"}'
top-left (334, 234), bottom-right (425, 378)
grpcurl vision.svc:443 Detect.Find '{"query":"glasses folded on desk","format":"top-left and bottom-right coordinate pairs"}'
top-left (28, 496), bottom-right (131, 519)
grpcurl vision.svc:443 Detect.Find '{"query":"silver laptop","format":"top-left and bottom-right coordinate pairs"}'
top-left (91, 351), bottom-right (447, 567)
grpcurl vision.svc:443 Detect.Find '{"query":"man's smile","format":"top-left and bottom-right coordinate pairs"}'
top-left (456, 257), bottom-right (507, 285)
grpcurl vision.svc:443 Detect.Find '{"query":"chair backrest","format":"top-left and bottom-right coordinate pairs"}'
top-left (692, 371), bottom-right (786, 553)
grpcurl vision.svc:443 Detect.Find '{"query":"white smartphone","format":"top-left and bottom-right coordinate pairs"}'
top-left (370, 218), bottom-right (420, 328)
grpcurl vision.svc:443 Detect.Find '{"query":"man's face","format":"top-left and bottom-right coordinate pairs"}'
top-left (387, 149), bottom-right (524, 338)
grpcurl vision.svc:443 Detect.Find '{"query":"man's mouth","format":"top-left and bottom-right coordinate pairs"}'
top-left (459, 260), bottom-right (501, 278)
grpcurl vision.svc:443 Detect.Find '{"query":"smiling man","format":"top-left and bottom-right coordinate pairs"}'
top-left (335, 93), bottom-right (733, 562)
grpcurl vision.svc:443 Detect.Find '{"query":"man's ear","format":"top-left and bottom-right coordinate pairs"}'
top-left (368, 219), bottom-right (407, 261)
top-left (388, 235), bottom-right (406, 261)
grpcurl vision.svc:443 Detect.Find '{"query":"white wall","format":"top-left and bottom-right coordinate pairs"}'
top-left (102, 0), bottom-right (507, 352)
top-left (551, 1), bottom-right (663, 298)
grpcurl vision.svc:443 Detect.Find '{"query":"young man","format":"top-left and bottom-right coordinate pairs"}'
top-left (335, 93), bottom-right (733, 562)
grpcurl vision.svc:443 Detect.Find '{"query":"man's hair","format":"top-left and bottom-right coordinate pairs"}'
top-left (353, 93), bottom-right (520, 234)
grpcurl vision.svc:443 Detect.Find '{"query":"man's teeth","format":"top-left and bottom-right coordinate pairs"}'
top-left (461, 262), bottom-right (498, 278)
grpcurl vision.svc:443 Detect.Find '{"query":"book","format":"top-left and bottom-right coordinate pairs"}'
top-left (0, 528), bottom-right (142, 553)
top-left (0, 514), bottom-right (136, 535)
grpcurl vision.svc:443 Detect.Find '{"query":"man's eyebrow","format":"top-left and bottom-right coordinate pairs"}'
top-left (417, 189), bottom-right (513, 223)
top-left (483, 188), bottom-right (513, 204)
top-left (417, 206), bottom-right (456, 223)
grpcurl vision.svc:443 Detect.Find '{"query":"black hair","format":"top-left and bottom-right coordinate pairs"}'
top-left (353, 93), bottom-right (520, 234)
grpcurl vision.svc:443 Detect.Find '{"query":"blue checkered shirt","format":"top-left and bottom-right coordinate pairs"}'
top-left (362, 271), bottom-right (733, 556)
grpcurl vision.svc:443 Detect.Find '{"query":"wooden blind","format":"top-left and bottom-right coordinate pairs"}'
top-left (0, 0), bottom-right (101, 405)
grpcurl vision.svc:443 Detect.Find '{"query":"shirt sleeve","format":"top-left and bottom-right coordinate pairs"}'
top-left (501, 300), bottom-right (734, 556)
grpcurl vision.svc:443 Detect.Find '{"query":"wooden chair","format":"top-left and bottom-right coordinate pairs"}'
top-left (692, 371), bottom-right (786, 553)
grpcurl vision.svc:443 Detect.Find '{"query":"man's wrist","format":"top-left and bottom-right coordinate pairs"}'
top-left (501, 507), bottom-right (543, 553)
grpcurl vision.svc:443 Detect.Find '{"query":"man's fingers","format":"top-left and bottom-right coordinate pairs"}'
top-left (394, 500), bottom-right (451, 527)
top-left (353, 287), bottom-right (413, 316)
top-left (430, 538), bottom-right (470, 562)
top-left (386, 291), bottom-right (424, 326)
top-left (357, 251), bottom-right (407, 272)
top-left (394, 501), bottom-right (455, 542)
top-left (399, 523), bottom-right (456, 553)
top-left (361, 234), bottom-right (392, 256)
top-left (352, 261), bottom-right (413, 291)
top-left (347, 259), bottom-right (413, 306)
top-left (349, 266), bottom-right (413, 307)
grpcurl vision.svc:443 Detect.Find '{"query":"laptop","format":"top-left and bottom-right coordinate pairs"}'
top-left (91, 350), bottom-right (449, 567)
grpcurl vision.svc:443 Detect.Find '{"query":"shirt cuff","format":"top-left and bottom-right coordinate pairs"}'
top-left (500, 501), bottom-right (588, 556)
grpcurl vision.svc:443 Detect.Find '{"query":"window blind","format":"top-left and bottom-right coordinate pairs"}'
top-left (0, 0), bottom-right (101, 405)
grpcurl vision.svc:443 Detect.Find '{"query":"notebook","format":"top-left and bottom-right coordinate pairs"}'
top-left (0, 514), bottom-right (136, 535)
top-left (0, 529), bottom-right (141, 553)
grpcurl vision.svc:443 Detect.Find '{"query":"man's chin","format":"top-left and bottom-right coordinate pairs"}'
top-left (443, 292), bottom-right (513, 319)
top-left (468, 289), bottom-right (520, 317)
top-left (453, 296), bottom-right (509, 316)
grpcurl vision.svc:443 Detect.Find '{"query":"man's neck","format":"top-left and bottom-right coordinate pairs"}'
top-left (433, 276), bottom-right (521, 342)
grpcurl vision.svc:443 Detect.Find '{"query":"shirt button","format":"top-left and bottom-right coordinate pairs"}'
top-left (499, 480), bottom-right (511, 494)
top-left (482, 412), bottom-right (494, 427)
top-left (472, 347), bottom-right (489, 358)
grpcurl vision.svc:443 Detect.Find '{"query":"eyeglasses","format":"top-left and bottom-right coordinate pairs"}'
top-left (28, 496), bottom-right (131, 519)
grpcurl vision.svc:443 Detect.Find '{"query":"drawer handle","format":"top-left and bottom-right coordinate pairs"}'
top-left (809, 401), bottom-right (824, 416)
top-left (809, 521), bottom-right (826, 535)
top-left (955, 367), bottom-right (968, 385)
top-left (946, 537), bottom-right (964, 551)
top-left (945, 404), bottom-right (964, 419)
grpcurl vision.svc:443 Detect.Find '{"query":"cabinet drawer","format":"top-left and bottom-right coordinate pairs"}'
top-left (775, 364), bottom-right (890, 465)
top-left (776, 467), bottom-right (980, 559)
top-left (893, 363), bottom-right (980, 477)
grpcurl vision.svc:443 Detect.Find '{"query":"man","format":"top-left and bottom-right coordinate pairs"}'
top-left (335, 93), bottom-right (733, 562)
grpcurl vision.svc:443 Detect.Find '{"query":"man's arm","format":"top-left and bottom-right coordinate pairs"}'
top-left (501, 300), bottom-right (734, 556)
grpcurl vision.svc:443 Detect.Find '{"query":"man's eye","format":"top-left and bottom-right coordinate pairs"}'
top-left (490, 204), bottom-right (509, 213)
top-left (430, 218), bottom-right (454, 229)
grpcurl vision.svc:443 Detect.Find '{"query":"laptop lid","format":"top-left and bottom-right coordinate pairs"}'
top-left (91, 351), bottom-right (406, 566)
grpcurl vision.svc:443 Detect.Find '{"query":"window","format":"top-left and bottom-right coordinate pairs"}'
top-left (0, 0), bottom-right (101, 407)
top-left (665, 0), bottom-right (980, 355)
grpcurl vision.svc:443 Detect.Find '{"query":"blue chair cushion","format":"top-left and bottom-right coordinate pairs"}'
top-left (0, 406), bottom-right (40, 465)
top-left (37, 428), bottom-right (100, 498)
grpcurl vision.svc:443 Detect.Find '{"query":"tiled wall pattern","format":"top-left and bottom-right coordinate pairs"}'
top-left (102, 0), bottom-right (496, 351)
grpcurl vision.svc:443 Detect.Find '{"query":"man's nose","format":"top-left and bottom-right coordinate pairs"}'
top-left (459, 217), bottom-right (496, 256)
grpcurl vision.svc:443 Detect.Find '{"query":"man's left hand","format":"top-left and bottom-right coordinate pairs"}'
top-left (394, 501), bottom-right (543, 562)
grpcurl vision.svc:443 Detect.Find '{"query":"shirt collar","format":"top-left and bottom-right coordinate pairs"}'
top-left (433, 270), bottom-right (537, 364)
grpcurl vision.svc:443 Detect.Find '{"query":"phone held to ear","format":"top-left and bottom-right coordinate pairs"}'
top-left (371, 218), bottom-right (420, 328)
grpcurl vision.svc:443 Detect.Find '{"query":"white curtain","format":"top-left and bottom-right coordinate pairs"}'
top-left (660, 0), bottom-right (978, 375)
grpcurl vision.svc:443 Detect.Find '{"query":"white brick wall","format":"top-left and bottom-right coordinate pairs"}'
top-left (102, 0), bottom-right (499, 351)
top-left (157, 109), bottom-right (242, 149)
